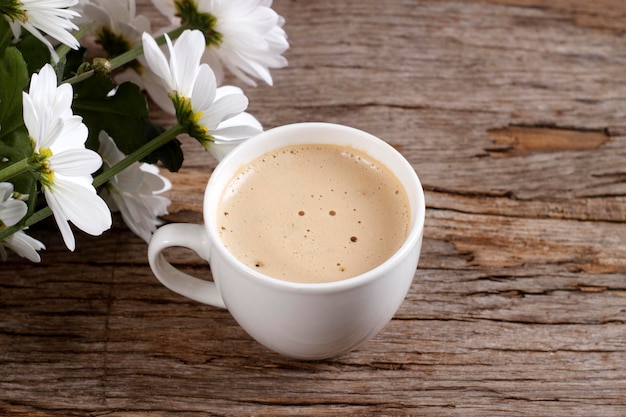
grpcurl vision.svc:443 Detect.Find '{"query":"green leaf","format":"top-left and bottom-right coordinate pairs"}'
top-left (0, 125), bottom-right (29, 160)
top-left (72, 75), bottom-right (149, 152)
top-left (0, 129), bottom-right (35, 195)
top-left (0, 168), bottom-right (35, 196)
top-left (0, 45), bottom-right (37, 195)
top-left (14, 31), bottom-right (50, 75)
top-left (0, 15), bottom-right (14, 53)
top-left (72, 75), bottom-right (184, 171)
top-left (60, 46), bottom-right (88, 80)
top-left (0, 47), bottom-right (31, 162)
top-left (0, 20), bottom-right (53, 76)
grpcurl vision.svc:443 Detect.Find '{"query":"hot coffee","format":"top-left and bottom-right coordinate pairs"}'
top-left (217, 144), bottom-right (410, 283)
top-left (149, 122), bottom-right (425, 358)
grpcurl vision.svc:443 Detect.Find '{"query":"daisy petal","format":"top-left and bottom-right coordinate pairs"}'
top-left (97, 132), bottom-right (171, 243)
top-left (52, 84), bottom-right (74, 119)
top-left (190, 64), bottom-right (217, 113)
top-left (197, 93), bottom-right (249, 129)
top-left (172, 29), bottom-right (205, 96)
top-left (47, 175), bottom-right (112, 238)
top-left (212, 124), bottom-right (263, 140)
top-left (29, 64), bottom-right (58, 109)
top-left (0, 200), bottom-right (28, 227)
top-left (0, 183), bottom-right (13, 202)
top-left (3, 231), bottom-right (46, 263)
top-left (49, 149), bottom-right (103, 176)
top-left (216, 111), bottom-right (263, 131)
top-left (21, 92), bottom-right (39, 142)
top-left (44, 186), bottom-right (75, 251)
top-left (142, 32), bottom-right (174, 92)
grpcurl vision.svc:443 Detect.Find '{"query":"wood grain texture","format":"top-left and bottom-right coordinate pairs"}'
top-left (1, 0), bottom-right (626, 415)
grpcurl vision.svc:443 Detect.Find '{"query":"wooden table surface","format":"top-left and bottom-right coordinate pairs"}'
top-left (2, 0), bottom-right (626, 415)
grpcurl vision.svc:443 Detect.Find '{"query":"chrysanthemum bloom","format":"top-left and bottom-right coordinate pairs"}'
top-left (150, 0), bottom-right (288, 86)
top-left (22, 64), bottom-right (112, 251)
top-left (2, 0), bottom-right (81, 62)
top-left (77, 0), bottom-right (175, 112)
top-left (142, 29), bottom-right (262, 152)
top-left (98, 131), bottom-right (171, 243)
top-left (78, 0), bottom-right (149, 55)
top-left (0, 182), bottom-right (45, 262)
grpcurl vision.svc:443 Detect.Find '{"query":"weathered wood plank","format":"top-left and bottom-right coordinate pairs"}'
top-left (3, 259), bottom-right (626, 414)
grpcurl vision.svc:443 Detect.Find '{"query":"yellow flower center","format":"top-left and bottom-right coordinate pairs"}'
top-left (174, 0), bottom-right (223, 46)
top-left (1, 1), bottom-right (27, 23)
top-left (171, 93), bottom-right (213, 144)
top-left (36, 148), bottom-right (55, 187)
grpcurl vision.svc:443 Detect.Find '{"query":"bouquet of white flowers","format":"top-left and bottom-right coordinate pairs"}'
top-left (0, 0), bottom-right (288, 262)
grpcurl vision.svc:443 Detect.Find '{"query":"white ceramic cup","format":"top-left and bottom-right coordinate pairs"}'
top-left (148, 122), bottom-right (425, 359)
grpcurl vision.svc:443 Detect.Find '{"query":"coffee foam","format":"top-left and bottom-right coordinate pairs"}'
top-left (217, 144), bottom-right (410, 283)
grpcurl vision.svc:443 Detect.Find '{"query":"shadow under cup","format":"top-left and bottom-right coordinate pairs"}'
top-left (203, 123), bottom-right (425, 359)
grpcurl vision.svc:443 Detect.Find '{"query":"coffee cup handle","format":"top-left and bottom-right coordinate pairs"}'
top-left (148, 223), bottom-right (226, 308)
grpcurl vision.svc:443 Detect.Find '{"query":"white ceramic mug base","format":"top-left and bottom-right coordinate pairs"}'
top-left (148, 123), bottom-right (425, 359)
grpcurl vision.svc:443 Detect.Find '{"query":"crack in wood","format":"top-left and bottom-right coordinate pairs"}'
top-left (486, 125), bottom-right (609, 157)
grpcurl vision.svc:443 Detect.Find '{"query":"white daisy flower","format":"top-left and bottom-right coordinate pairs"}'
top-left (0, 183), bottom-right (27, 228)
top-left (149, 0), bottom-right (288, 86)
top-left (98, 131), bottom-right (171, 243)
top-left (78, 0), bottom-right (149, 49)
top-left (142, 29), bottom-right (262, 150)
top-left (1, 231), bottom-right (46, 262)
top-left (22, 64), bottom-right (112, 251)
top-left (0, 182), bottom-right (45, 262)
top-left (4, 0), bottom-right (81, 63)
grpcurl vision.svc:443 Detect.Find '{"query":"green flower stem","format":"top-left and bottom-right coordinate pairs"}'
top-left (93, 123), bottom-right (185, 188)
top-left (63, 68), bottom-right (94, 85)
top-left (21, 205), bottom-right (49, 229)
top-left (0, 206), bottom-right (50, 242)
top-left (106, 43), bottom-right (144, 71)
top-left (63, 25), bottom-right (190, 85)
top-left (0, 158), bottom-right (33, 183)
top-left (107, 25), bottom-right (188, 71)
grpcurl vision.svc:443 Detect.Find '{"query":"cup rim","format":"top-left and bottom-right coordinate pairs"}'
top-left (204, 122), bottom-right (425, 293)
